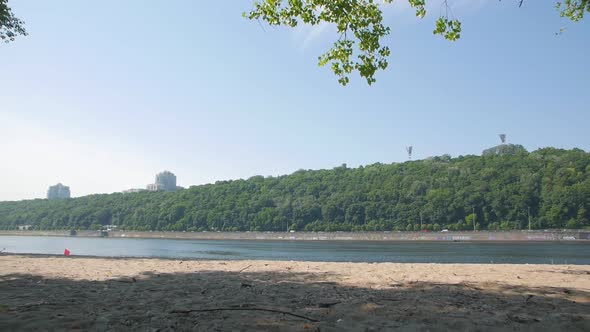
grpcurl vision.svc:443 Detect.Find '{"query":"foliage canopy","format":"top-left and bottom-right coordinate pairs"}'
top-left (0, 0), bottom-right (26, 43)
top-left (2, 1), bottom-right (588, 84)
top-left (245, 0), bottom-right (589, 85)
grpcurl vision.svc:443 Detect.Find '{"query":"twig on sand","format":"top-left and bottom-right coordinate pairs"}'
top-left (238, 265), bottom-right (253, 273)
top-left (9, 301), bottom-right (56, 311)
top-left (170, 307), bottom-right (319, 322)
top-left (507, 314), bottom-right (540, 323)
top-left (317, 301), bottom-right (341, 308)
top-left (376, 298), bottom-right (401, 302)
top-left (114, 277), bottom-right (136, 283)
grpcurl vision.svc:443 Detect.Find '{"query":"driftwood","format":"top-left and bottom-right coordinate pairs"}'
top-left (170, 307), bottom-right (319, 322)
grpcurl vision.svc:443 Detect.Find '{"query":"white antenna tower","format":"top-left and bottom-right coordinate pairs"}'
top-left (406, 146), bottom-right (413, 160)
top-left (499, 134), bottom-right (507, 144)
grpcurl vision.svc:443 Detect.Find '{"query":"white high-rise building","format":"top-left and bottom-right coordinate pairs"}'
top-left (146, 171), bottom-right (177, 192)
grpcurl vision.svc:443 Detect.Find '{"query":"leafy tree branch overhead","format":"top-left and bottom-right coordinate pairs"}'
top-left (0, 0), bottom-right (26, 43)
top-left (1, 0), bottom-right (588, 84)
top-left (245, 0), bottom-right (589, 85)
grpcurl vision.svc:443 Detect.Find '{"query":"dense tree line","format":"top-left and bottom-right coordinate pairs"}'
top-left (1, 147), bottom-right (589, 232)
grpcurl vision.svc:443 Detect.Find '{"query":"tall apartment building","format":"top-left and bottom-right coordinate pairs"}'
top-left (146, 171), bottom-right (177, 192)
top-left (156, 171), bottom-right (177, 191)
top-left (47, 183), bottom-right (71, 200)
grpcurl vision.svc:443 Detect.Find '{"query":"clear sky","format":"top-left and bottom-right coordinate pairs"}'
top-left (1, 0), bottom-right (588, 201)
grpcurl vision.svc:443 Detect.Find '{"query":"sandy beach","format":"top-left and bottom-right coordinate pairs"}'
top-left (1, 255), bottom-right (589, 331)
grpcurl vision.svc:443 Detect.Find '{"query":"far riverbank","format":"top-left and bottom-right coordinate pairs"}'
top-left (0, 230), bottom-right (588, 241)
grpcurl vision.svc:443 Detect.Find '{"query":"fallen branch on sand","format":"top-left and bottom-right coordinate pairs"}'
top-left (317, 301), bottom-right (341, 308)
top-left (170, 307), bottom-right (319, 322)
top-left (238, 265), bottom-right (252, 273)
top-left (9, 301), bottom-right (56, 311)
top-left (376, 298), bottom-right (401, 302)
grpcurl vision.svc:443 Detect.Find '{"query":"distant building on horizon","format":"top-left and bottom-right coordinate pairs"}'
top-left (47, 183), bottom-right (71, 200)
top-left (146, 171), bottom-right (177, 192)
top-left (122, 188), bottom-right (146, 194)
top-left (146, 183), bottom-right (162, 192)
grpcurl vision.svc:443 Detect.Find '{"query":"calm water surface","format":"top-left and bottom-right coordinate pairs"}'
top-left (1, 236), bottom-right (589, 264)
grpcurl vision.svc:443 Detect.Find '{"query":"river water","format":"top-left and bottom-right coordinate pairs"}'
top-left (1, 236), bottom-right (589, 264)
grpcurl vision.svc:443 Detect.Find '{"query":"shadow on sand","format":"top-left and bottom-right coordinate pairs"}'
top-left (0, 258), bottom-right (589, 331)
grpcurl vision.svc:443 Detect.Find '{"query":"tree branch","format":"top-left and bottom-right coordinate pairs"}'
top-left (170, 307), bottom-right (319, 322)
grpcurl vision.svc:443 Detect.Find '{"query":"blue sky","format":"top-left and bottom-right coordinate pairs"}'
top-left (1, 0), bottom-right (588, 201)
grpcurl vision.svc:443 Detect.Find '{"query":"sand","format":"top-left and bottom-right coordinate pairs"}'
top-left (1, 255), bottom-right (589, 331)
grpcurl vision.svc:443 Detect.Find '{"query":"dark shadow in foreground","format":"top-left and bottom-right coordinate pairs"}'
top-left (1, 265), bottom-right (588, 331)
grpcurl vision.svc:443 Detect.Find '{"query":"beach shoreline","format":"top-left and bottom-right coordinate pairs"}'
top-left (1, 255), bottom-right (588, 331)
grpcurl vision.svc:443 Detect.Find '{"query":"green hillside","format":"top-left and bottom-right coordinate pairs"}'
top-left (1, 147), bottom-right (589, 232)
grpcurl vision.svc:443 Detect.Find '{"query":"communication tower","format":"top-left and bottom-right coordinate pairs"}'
top-left (406, 146), bottom-right (413, 160)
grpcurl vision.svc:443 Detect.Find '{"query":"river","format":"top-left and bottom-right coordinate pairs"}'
top-left (1, 236), bottom-right (589, 264)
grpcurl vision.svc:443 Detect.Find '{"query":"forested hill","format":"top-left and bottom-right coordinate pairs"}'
top-left (1, 147), bottom-right (589, 232)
